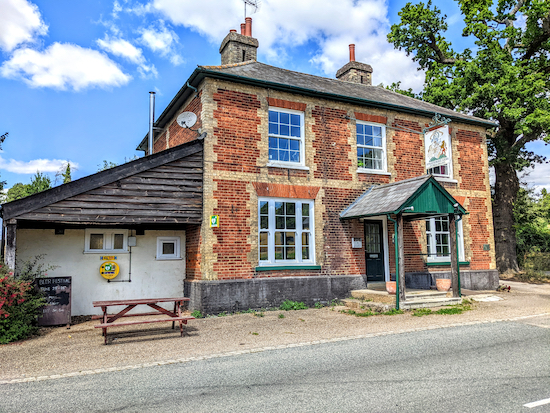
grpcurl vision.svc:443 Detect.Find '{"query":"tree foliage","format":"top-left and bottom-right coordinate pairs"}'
top-left (388, 0), bottom-right (550, 273)
top-left (5, 172), bottom-right (52, 203)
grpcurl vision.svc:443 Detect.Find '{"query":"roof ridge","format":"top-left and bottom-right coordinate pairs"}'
top-left (199, 60), bottom-right (256, 70)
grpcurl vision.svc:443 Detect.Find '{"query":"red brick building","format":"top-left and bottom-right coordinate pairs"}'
top-left (137, 20), bottom-right (498, 313)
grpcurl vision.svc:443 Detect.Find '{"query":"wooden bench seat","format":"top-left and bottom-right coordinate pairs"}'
top-left (95, 316), bottom-right (194, 329)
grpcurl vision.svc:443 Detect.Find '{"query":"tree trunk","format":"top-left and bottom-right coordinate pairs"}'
top-left (493, 162), bottom-right (520, 273)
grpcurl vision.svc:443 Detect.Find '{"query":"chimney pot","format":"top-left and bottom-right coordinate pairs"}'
top-left (240, 23), bottom-right (246, 35)
top-left (349, 44), bottom-right (355, 62)
top-left (230, 29), bottom-right (236, 33)
top-left (245, 17), bottom-right (252, 37)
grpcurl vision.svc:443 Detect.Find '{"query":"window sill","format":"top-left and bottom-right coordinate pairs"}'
top-left (255, 265), bottom-right (321, 271)
top-left (84, 251), bottom-right (128, 254)
top-left (156, 257), bottom-right (183, 261)
top-left (434, 177), bottom-right (458, 184)
top-left (426, 261), bottom-right (469, 267)
top-left (357, 169), bottom-right (391, 176)
top-left (267, 162), bottom-right (310, 171)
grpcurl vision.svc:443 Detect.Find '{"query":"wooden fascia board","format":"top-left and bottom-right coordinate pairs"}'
top-left (1, 140), bottom-right (204, 221)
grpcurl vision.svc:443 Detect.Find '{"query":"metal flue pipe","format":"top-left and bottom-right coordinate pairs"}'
top-left (148, 91), bottom-right (156, 155)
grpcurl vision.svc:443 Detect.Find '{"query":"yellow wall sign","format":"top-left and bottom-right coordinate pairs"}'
top-left (209, 215), bottom-right (219, 228)
top-left (100, 261), bottom-right (119, 280)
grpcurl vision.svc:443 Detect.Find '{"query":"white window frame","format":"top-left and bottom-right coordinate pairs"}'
top-left (258, 197), bottom-right (315, 266)
top-left (84, 229), bottom-right (128, 253)
top-left (356, 121), bottom-right (388, 174)
top-left (267, 107), bottom-right (306, 169)
top-left (156, 237), bottom-right (181, 260)
top-left (425, 216), bottom-right (464, 263)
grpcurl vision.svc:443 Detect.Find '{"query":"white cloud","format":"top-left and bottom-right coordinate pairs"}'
top-left (170, 54), bottom-right (184, 66)
top-left (146, 0), bottom-right (424, 91)
top-left (137, 63), bottom-right (158, 78)
top-left (0, 157), bottom-right (79, 174)
top-left (521, 163), bottom-right (550, 193)
top-left (139, 24), bottom-right (178, 55)
top-left (0, 43), bottom-right (131, 91)
top-left (0, 0), bottom-right (48, 52)
top-left (97, 36), bottom-right (144, 64)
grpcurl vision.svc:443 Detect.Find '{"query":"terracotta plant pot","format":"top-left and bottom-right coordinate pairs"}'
top-left (436, 278), bottom-right (452, 291)
top-left (386, 281), bottom-right (396, 295)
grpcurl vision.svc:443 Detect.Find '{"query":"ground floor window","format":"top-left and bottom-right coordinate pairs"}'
top-left (426, 216), bottom-right (464, 262)
top-left (84, 229), bottom-right (128, 253)
top-left (258, 198), bottom-right (315, 265)
top-left (156, 237), bottom-right (181, 260)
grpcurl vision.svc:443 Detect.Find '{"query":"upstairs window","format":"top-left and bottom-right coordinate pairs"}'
top-left (268, 108), bottom-right (304, 167)
top-left (356, 121), bottom-right (386, 172)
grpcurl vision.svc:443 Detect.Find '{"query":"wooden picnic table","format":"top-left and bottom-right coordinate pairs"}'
top-left (92, 297), bottom-right (193, 344)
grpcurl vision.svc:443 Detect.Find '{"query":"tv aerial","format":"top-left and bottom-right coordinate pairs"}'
top-left (244, 0), bottom-right (260, 18)
top-left (177, 112), bottom-right (206, 140)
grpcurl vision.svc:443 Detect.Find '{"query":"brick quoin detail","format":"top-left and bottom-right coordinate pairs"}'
top-left (312, 106), bottom-right (352, 181)
top-left (267, 97), bottom-right (307, 112)
top-left (322, 188), bottom-right (366, 275)
top-left (168, 92), bottom-right (202, 150)
top-left (212, 179), bottom-right (254, 279)
top-left (354, 112), bottom-right (387, 124)
top-left (252, 182), bottom-right (320, 199)
top-left (186, 225), bottom-right (202, 280)
top-left (467, 197), bottom-right (492, 269)
top-left (213, 89), bottom-right (261, 173)
top-left (457, 129), bottom-right (486, 191)
top-left (393, 119), bottom-right (425, 181)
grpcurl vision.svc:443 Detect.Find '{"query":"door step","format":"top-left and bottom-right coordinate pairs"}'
top-left (349, 289), bottom-right (462, 310)
top-left (400, 296), bottom-right (462, 309)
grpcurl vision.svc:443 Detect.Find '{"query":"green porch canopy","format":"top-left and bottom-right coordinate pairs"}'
top-left (340, 175), bottom-right (466, 220)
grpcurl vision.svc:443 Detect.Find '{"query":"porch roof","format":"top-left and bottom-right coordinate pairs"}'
top-left (339, 175), bottom-right (466, 220)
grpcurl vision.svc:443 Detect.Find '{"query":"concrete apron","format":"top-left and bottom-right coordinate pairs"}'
top-left (346, 282), bottom-right (462, 310)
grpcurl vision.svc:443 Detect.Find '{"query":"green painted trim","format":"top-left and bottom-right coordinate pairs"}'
top-left (426, 261), bottom-right (470, 267)
top-left (255, 265), bottom-right (322, 271)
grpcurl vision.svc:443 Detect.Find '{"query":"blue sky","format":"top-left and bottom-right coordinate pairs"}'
top-left (0, 0), bottom-right (547, 192)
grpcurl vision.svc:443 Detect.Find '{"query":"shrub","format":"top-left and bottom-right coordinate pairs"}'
top-left (191, 310), bottom-right (203, 319)
top-left (279, 300), bottom-right (308, 311)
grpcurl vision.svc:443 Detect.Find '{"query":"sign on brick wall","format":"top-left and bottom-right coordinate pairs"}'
top-left (425, 125), bottom-right (451, 170)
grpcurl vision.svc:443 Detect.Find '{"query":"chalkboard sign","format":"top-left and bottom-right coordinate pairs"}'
top-left (36, 277), bottom-right (71, 326)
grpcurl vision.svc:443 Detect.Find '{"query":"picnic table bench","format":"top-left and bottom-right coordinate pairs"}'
top-left (93, 297), bottom-right (194, 344)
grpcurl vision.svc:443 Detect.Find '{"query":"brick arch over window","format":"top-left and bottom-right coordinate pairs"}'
top-left (252, 183), bottom-right (319, 199)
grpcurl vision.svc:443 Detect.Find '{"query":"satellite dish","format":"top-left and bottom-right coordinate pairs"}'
top-left (177, 112), bottom-right (197, 129)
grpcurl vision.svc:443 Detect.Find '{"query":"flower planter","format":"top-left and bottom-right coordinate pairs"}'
top-left (386, 281), bottom-right (397, 294)
top-left (436, 278), bottom-right (452, 291)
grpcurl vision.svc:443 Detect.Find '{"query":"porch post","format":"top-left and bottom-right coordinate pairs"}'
top-left (5, 219), bottom-right (16, 271)
top-left (397, 212), bottom-right (406, 304)
top-left (449, 213), bottom-right (460, 298)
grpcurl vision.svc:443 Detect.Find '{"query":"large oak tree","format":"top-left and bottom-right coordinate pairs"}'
top-left (388, 0), bottom-right (550, 273)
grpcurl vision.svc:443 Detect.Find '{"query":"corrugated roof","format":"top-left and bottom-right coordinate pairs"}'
top-left (340, 175), bottom-right (430, 219)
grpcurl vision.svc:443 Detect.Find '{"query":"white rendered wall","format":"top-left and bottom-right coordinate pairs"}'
top-left (16, 229), bottom-right (186, 316)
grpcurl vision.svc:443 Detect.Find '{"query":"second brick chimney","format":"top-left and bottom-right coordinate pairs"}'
top-left (336, 44), bottom-right (373, 85)
top-left (220, 17), bottom-right (259, 65)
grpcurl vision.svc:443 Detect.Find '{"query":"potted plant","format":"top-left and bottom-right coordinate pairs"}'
top-left (435, 278), bottom-right (451, 291)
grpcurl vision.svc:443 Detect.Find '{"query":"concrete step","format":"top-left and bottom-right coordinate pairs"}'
top-left (406, 290), bottom-right (452, 299)
top-left (350, 289), bottom-right (395, 304)
top-left (400, 297), bottom-right (462, 310)
top-left (341, 298), bottom-right (394, 312)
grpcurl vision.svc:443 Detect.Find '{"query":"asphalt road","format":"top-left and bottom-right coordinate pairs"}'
top-left (1, 317), bottom-right (549, 413)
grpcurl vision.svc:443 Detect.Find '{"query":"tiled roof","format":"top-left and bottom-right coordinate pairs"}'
top-left (199, 61), bottom-right (493, 127)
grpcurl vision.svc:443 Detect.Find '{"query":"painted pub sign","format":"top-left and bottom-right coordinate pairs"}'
top-left (425, 125), bottom-right (451, 170)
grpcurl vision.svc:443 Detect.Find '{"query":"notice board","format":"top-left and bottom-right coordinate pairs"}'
top-left (36, 277), bottom-right (71, 326)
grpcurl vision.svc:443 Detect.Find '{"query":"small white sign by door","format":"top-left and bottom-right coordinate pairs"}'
top-left (352, 238), bottom-right (362, 249)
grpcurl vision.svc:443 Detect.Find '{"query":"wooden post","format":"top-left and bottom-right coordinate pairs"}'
top-left (449, 213), bottom-right (459, 297)
top-left (397, 212), bottom-right (406, 304)
top-left (5, 220), bottom-right (16, 271)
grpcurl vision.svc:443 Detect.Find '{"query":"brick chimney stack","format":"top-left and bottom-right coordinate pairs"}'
top-left (336, 44), bottom-right (373, 85)
top-left (220, 18), bottom-right (259, 65)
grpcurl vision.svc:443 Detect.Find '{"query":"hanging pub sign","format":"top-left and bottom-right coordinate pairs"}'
top-left (425, 125), bottom-right (451, 170)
